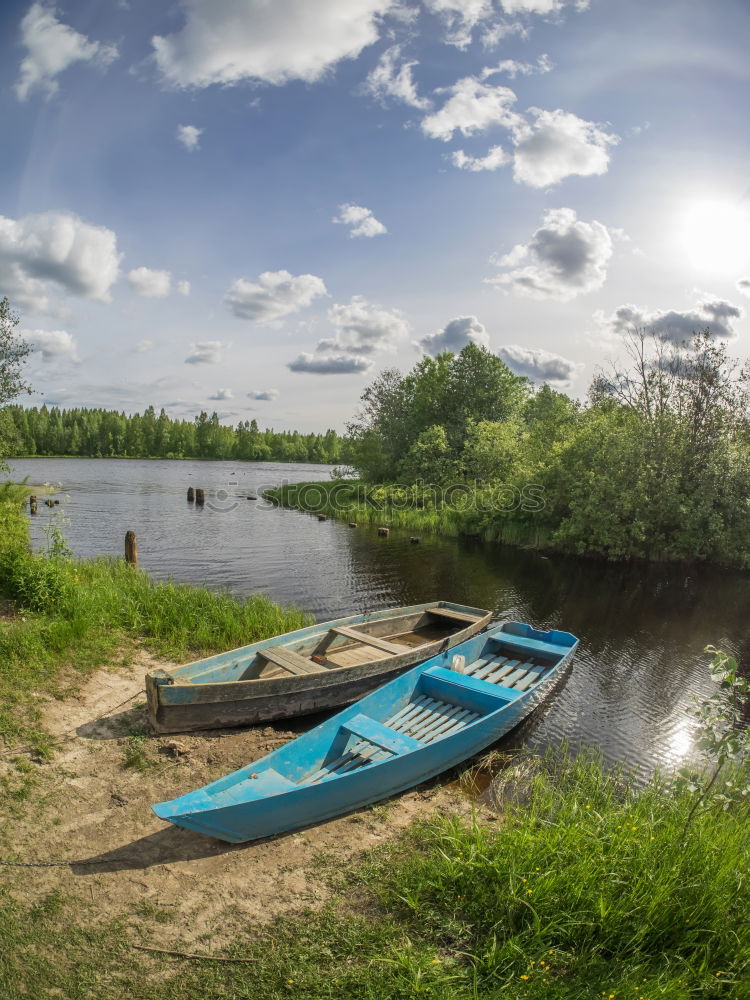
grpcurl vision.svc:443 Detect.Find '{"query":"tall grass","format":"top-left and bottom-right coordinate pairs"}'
top-left (267, 480), bottom-right (551, 548)
top-left (0, 493), bottom-right (311, 750)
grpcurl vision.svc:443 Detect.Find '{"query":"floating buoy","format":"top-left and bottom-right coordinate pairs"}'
top-left (378, 527), bottom-right (389, 537)
top-left (187, 487), bottom-right (195, 502)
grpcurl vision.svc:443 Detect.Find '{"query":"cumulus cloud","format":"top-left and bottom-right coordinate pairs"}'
top-left (421, 77), bottom-right (520, 141)
top-left (333, 204), bottom-right (387, 238)
top-left (417, 315), bottom-right (490, 355)
top-left (501, 0), bottom-right (590, 13)
top-left (152, 0), bottom-right (396, 89)
top-left (0, 210), bottom-right (120, 309)
top-left (595, 298), bottom-right (743, 345)
top-left (422, 0), bottom-right (495, 49)
top-left (318, 296), bottom-right (409, 355)
top-left (481, 53), bottom-right (552, 79)
top-left (452, 145), bottom-right (510, 171)
top-left (15, 2), bottom-right (118, 101)
top-left (127, 266), bottom-right (172, 298)
top-left (176, 124), bottom-right (203, 151)
top-left (177, 280), bottom-right (191, 296)
top-left (247, 389), bottom-right (279, 401)
top-left (224, 269), bottom-right (327, 322)
top-left (209, 388), bottom-right (233, 400)
top-left (497, 344), bottom-right (579, 384)
top-left (363, 45), bottom-right (430, 109)
top-left (511, 108), bottom-right (618, 187)
top-left (737, 278), bottom-right (750, 299)
top-left (135, 339), bottom-right (154, 353)
top-left (490, 208), bottom-right (616, 301)
top-left (185, 340), bottom-right (229, 364)
top-left (288, 352), bottom-right (373, 374)
top-left (23, 328), bottom-right (78, 362)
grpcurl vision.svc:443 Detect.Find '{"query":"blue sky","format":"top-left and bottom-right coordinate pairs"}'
top-left (1, 0), bottom-right (749, 431)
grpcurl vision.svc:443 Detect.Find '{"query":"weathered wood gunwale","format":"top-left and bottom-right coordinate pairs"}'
top-left (145, 601), bottom-right (491, 734)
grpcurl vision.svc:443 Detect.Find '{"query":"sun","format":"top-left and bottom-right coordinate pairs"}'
top-left (679, 197), bottom-right (750, 275)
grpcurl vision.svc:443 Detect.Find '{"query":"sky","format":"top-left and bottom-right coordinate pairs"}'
top-left (1, 0), bottom-right (749, 432)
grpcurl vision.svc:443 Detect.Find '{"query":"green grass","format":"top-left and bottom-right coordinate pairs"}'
top-left (266, 480), bottom-right (555, 549)
top-left (0, 750), bottom-right (746, 999)
top-left (0, 494), bottom-right (312, 751)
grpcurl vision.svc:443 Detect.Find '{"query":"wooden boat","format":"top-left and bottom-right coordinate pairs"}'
top-left (152, 621), bottom-right (578, 842)
top-left (145, 601), bottom-right (491, 734)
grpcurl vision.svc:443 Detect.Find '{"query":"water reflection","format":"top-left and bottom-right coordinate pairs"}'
top-left (10, 457), bottom-right (749, 775)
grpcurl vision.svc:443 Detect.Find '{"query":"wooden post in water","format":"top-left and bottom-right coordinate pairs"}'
top-left (29, 495), bottom-right (37, 514)
top-left (318, 514), bottom-right (327, 521)
top-left (125, 530), bottom-right (138, 567)
top-left (378, 527), bottom-right (389, 537)
top-left (195, 488), bottom-right (205, 506)
top-left (187, 487), bottom-right (195, 502)
top-left (348, 522), bottom-right (357, 528)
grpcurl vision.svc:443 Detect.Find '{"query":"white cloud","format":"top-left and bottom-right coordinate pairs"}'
top-left (421, 77), bottom-right (520, 141)
top-left (177, 124), bottom-right (203, 151)
top-left (177, 280), bottom-right (191, 296)
top-left (417, 315), bottom-right (490, 355)
top-left (497, 344), bottom-right (579, 383)
top-left (333, 204), bottom-right (388, 238)
top-left (288, 352), bottom-right (373, 374)
top-left (23, 328), bottom-right (78, 362)
top-left (224, 269), bottom-right (327, 322)
top-left (247, 389), bottom-right (279, 401)
top-left (152, 0), bottom-right (396, 89)
top-left (209, 388), bottom-right (233, 400)
top-left (127, 266), bottom-right (172, 298)
top-left (452, 145), bottom-right (510, 171)
top-left (500, 0), bottom-right (589, 13)
top-left (0, 210), bottom-right (121, 309)
top-left (511, 108), bottom-right (618, 187)
top-left (595, 297), bottom-right (743, 345)
top-left (422, 0), bottom-right (495, 49)
top-left (737, 278), bottom-right (750, 299)
top-left (481, 54), bottom-right (552, 79)
top-left (15, 2), bottom-right (118, 101)
top-left (490, 208), bottom-right (616, 301)
top-left (363, 45), bottom-right (430, 109)
top-left (318, 296), bottom-right (409, 354)
top-left (135, 339), bottom-right (154, 353)
top-left (185, 340), bottom-right (229, 364)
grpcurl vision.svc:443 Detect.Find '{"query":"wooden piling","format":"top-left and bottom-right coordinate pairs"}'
top-left (410, 536), bottom-right (420, 544)
top-left (187, 487), bottom-right (195, 502)
top-left (29, 495), bottom-right (37, 514)
top-left (195, 488), bottom-right (205, 506)
top-left (378, 527), bottom-right (389, 537)
top-left (45, 499), bottom-right (54, 508)
top-left (318, 514), bottom-right (327, 521)
top-left (125, 530), bottom-right (138, 567)
top-left (348, 522), bottom-right (357, 528)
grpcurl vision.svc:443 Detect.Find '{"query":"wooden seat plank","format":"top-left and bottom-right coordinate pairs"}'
top-left (427, 608), bottom-right (480, 623)
top-left (261, 647), bottom-right (321, 676)
top-left (331, 625), bottom-right (408, 655)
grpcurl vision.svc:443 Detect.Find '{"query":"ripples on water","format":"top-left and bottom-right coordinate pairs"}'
top-left (10, 457), bottom-right (750, 776)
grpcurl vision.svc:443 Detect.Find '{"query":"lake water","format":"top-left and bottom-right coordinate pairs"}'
top-left (9, 456), bottom-right (750, 776)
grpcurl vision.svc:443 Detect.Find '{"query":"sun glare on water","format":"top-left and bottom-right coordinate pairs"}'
top-left (679, 198), bottom-right (750, 275)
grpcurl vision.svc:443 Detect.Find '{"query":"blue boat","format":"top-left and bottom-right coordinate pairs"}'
top-left (152, 622), bottom-right (578, 843)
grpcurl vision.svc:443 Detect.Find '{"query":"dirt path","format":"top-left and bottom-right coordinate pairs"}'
top-left (0, 654), bottom-right (470, 949)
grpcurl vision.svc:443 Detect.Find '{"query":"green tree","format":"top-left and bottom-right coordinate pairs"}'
top-left (0, 297), bottom-right (31, 469)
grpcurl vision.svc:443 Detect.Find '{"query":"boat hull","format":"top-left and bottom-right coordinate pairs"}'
top-left (152, 624), bottom-right (578, 842)
top-left (146, 602), bottom-right (491, 733)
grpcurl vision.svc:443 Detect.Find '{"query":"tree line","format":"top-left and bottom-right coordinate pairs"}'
top-left (346, 335), bottom-right (750, 566)
top-left (3, 404), bottom-right (348, 465)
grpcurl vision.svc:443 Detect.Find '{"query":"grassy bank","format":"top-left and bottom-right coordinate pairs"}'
top-left (1, 749), bottom-right (747, 998)
top-left (0, 486), bottom-right (311, 751)
top-left (266, 480), bottom-right (555, 549)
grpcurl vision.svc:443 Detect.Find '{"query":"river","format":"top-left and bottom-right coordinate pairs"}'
top-left (9, 456), bottom-right (749, 776)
